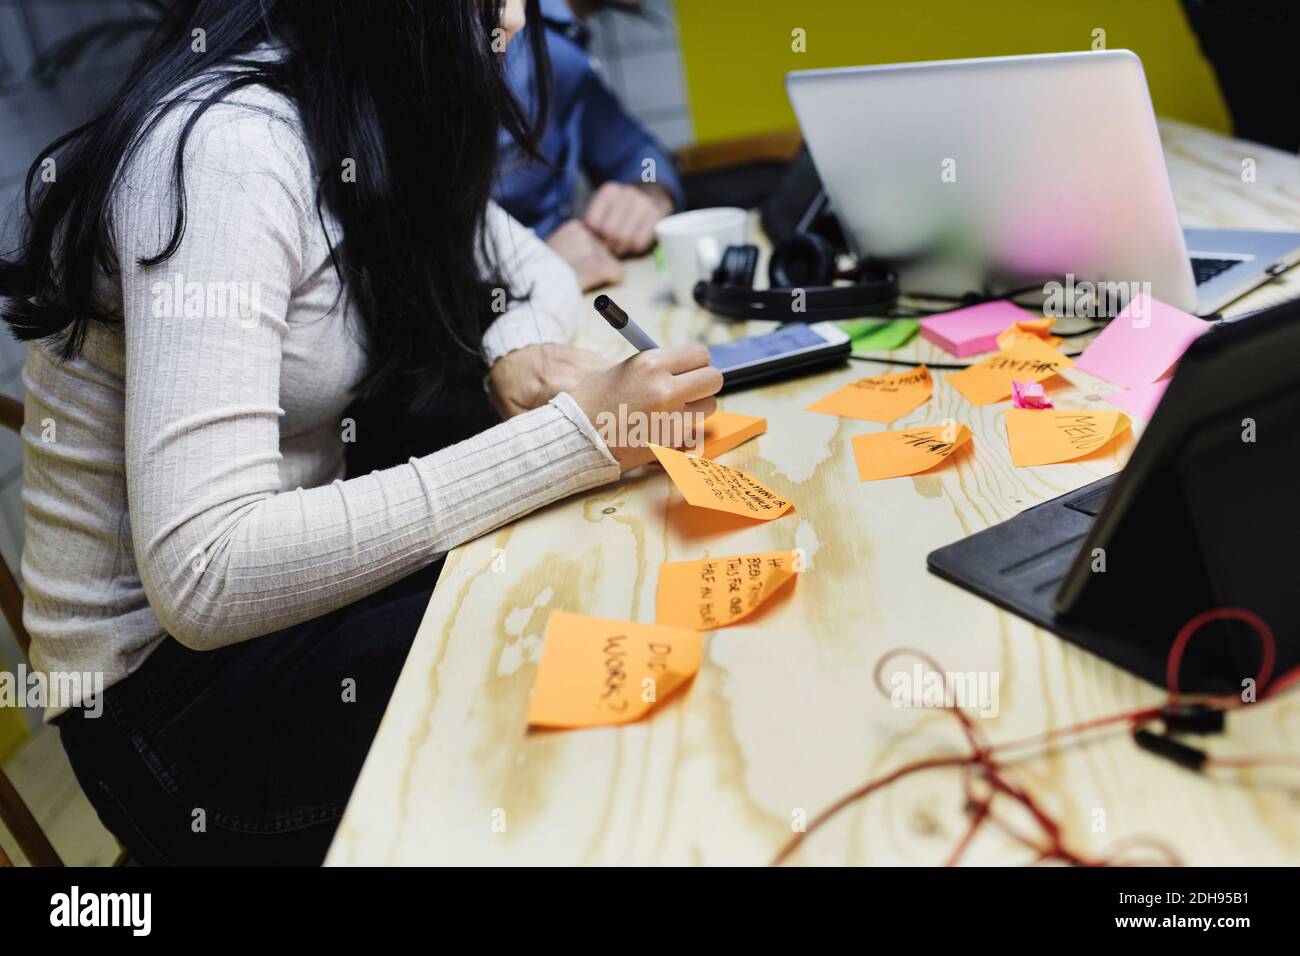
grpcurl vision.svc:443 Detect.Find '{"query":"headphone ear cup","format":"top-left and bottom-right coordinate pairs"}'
top-left (713, 244), bottom-right (760, 288)
top-left (768, 232), bottom-right (837, 289)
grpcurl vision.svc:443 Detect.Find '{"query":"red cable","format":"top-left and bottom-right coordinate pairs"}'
top-left (771, 608), bottom-right (1293, 867)
top-left (1165, 606), bottom-right (1275, 703)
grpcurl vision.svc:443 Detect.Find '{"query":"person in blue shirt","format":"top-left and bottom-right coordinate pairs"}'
top-left (495, 0), bottom-right (685, 290)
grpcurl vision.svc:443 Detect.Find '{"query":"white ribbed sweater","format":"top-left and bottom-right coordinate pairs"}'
top-left (20, 82), bottom-right (619, 714)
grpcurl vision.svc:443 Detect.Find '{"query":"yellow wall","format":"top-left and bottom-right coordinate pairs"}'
top-left (0, 685), bottom-right (28, 765)
top-left (676, 0), bottom-right (1229, 145)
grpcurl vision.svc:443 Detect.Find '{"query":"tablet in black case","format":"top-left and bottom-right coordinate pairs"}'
top-left (928, 298), bottom-right (1300, 693)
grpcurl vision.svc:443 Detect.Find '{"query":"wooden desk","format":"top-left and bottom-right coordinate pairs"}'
top-left (327, 120), bottom-right (1300, 866)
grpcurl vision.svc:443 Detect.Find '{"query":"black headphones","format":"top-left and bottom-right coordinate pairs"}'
top-left (692, 232), bottom-right (898, 322)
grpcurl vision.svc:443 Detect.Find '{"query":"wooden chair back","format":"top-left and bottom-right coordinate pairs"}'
top-left (0, 393), bottom-right (62, 865)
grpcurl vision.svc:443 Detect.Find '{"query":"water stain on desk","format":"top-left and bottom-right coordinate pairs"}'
top-left (912, 474), bottom-right (943, 498)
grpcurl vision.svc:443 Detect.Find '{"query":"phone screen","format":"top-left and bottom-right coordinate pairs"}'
top-left (707, 323), bottom-right (830, 373)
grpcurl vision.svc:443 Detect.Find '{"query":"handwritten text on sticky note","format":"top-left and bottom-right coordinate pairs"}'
top-left (1005, 408), bottom-right (1131, 467)
top-left (851, 424), bottom-right (973, 482)
top-left (945, 338), bottom-right (1074, 406)
top-left (806, 365), bottom-right (932, 423)
top-left (656, 550), bottom-right (798, 631)
top-left (650, 443), bottom-right (793, 520)
top-left (527, 611), bottom-right (702, 729)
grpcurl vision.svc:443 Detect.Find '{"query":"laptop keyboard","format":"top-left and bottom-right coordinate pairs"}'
top-left (1190, 256), bottom-right (1241, 286)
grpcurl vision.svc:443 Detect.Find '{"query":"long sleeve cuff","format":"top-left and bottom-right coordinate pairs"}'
top-left (398, 391), bottom-right (620, 558)
top-left (481, 307), bottom-right (572, 366)
top-left (550, 391), bottom-right (619, 472)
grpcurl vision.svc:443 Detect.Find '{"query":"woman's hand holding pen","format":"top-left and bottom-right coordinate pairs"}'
top-left (491, 298), bottom-right (722, 471)
top-left (569, 345), bottom-right (722, 472)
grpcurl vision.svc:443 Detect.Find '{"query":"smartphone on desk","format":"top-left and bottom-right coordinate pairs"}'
top-left (708, 321), bottom-right (851, 391)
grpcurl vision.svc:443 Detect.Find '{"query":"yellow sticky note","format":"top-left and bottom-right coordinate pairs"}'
top-left (700, 410), bottom-right (767, 459)
top-left (945, 338), bottom-right (1074, 406)
top-left (851, 424), bottom-right (973, 482)
top-left (528, 611), bottom-right (702, 729)
top-left (656, 550), bottom-right (798, 631)
top-left (996, 317), bottom-right (1062, 351)
top-left (1005, 408), bottom-right (1131, 467)
top-left (650, 443), bottom-right (793, 521)
top-left (805, 365), bottom-right (932, 423)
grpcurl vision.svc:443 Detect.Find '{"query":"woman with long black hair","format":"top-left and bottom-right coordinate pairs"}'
top-left (0, 0), bottom-right (720, 864)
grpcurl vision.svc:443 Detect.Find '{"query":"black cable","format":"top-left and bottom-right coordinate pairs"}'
top-left (842, 279), bottom-right (1107, 368)
top-left (772, 268), bottom-right (1111, 368)
top-left (845, 280), bottom-right (1118, 326)
top-left (848, 352), bottom-right (1084, 370)
top-left (895, 281), bottom-right (1055, 314)
top-left (1052, 326), bottom-right (1108, 338)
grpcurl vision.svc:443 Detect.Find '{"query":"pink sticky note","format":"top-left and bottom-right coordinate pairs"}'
top-left (919, 300), bottom-right (1035, 357)
top-left (1011, 380), bottom-right (1053, 409)
top-left (1074, 294), bottom-right (1208, 389)
top-left (1103, 378), bottom-right (1171, 422)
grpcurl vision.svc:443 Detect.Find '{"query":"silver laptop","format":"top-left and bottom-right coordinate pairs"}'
top-left (786, 50), bottom-right (1300, 316)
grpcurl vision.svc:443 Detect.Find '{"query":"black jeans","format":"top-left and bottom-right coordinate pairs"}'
top-left (58, 371), bottom-right (499, 865)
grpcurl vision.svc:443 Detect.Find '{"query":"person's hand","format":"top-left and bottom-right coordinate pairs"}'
top-left (583, 181), bottom-right (674, 257)
top-left (546, 219), bottom-right (624, 291)
top-left (569, 345), bottom-right (723, 472)
top-left (487, 343), bottom-right (612, 419)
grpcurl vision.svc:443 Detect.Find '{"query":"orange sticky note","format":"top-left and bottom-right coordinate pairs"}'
top-left (527, 611), bottom-right (702, 729)
top-left (650, 443), bottom-right (793, 521)
top-left (996, 317), bottom-right (1062, 351)
top-left (699, 410), bottom-right (767, 459)
top-left (851, 424), bottom-right (973, 482)
top-left (656, 550), bottom-right (798, 631)
top-left (1005, 408), bottom-right (1131, 467)
top-left (805, 365), bottom-right (932, 423)
top-left (945, 338), bottom-right (1074, 406)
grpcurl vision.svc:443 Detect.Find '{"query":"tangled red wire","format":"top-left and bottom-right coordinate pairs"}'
top-left (771, 607), bottom-right (1298, 866)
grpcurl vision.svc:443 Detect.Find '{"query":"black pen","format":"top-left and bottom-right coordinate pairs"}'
top-left (594, 295), bottom-right (659, 351)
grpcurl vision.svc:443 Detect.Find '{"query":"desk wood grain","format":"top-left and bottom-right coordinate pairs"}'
top-left (327, 120), bottom-right (1300, 866)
